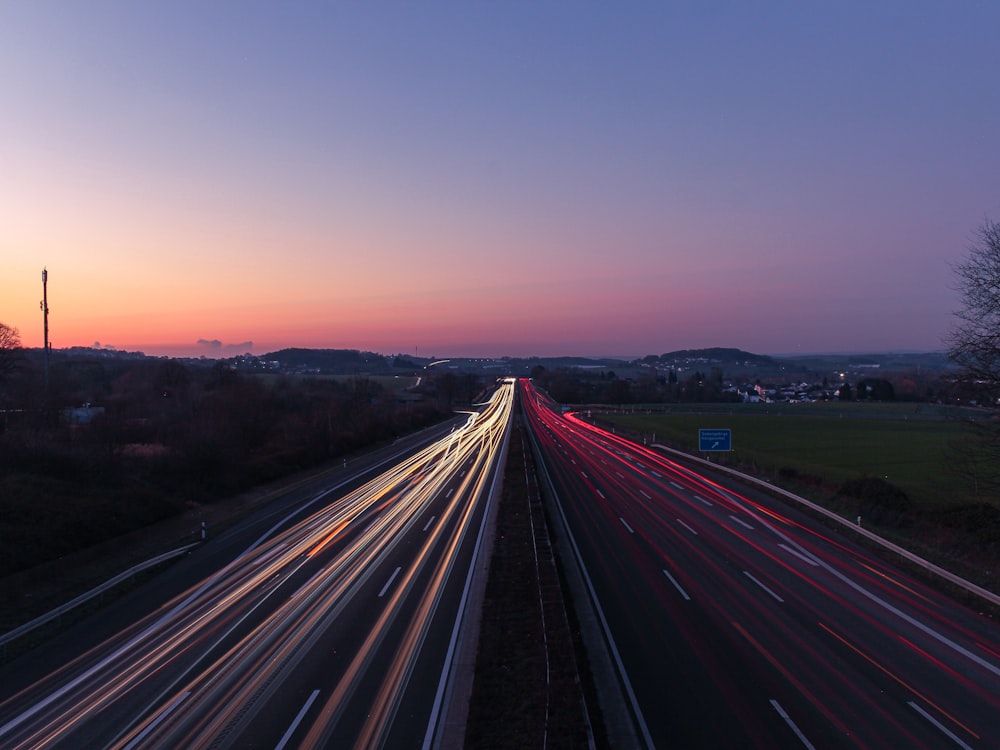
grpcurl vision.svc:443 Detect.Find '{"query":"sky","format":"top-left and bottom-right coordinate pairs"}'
top-left (2, 2), bottom-right (999, 359)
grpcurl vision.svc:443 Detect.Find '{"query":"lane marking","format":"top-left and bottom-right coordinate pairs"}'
top-left (908, 702), bottom-right (974, 750)
top-left (619, 517), bottom-right (635, 534)
top-left (581, 471), bottom-right (588, 479)
top-left (779, 543), bottom-right (819, 567)
top-left (732, 492), bottom-right (1000, 681)
top-left (639, 489), bottom-right (652, 499)
top-left (423, 419), bottom-right (515, 749)
top-left (818, 622), bottom-right (979, 740)
top-left (769, 699), bottom-right (816, 750)
top-left (694, 494), bottom-right (712, 507)
top-left (662, 568), bottom-right (691, 601)
top-left (732, 620), bottom-right (855, 741)
top-left (859, 561), bottom-right (937, 606)
top-left (123, 691), bottom-right (191, 750)
top-left (422, 515), bottom-right (436, 532)
top-left (651, 470), bottom-right (662, 478)
top-left (616, 471), bottom-right (625, 479)
top-left (669, 481), bottom-right (684, 490)
top-left (446, 488), bottom-right (454, 498)
top-left (729, 514), bottom-right (755, 530)
top-left (275, 689), bottom-right (321, 750)
top-left (251, 542), bottom-right (288, 566)
top-left (743, 571), bottom-right (784, 602)
top-left (676, 518), bottom-right (698, 536)
top-left (378, 566), bottom-right (401, 598)
top-left (596, 489), bottom-right (605, 499)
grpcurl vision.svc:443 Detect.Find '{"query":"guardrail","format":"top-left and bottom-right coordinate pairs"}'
top-left (0, 542), bottom-right (200, 658)
top-left (651, 443), bottom-right (1000, 610)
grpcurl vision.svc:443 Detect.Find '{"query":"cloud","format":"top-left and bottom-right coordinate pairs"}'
top-left (195, 339), bottom-right (254, 355)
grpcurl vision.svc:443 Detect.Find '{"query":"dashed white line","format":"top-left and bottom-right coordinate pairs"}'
top-left (729, 514), bottom-right (755, 530)
top-left (423, 515), bottom-right (436, 532)
top-left (743, 571), bottom-right (784, 602)
top-left (669, 481), bottom-right (684, 490)
top-left (779, 543), bottom-right (820, 567)
top-left (770, 699), bottom-right (816, 750)
top-left (446, 488), bottom-right (454, 498)
top-left (908, 701), bottom-right (973, 750)
top-left (616, 471), bottom-right (626, 479)
top-left (676, 518), bottom-right (698, 536)
top-left (639, 489), bottom-right (652, 499)
top-left (122, 692), bottom-right (191, 750)
top-left (596, 489), bottom-right (605, 499)
top-left (581, 471), bottom-right (588, 479)
top-left (379, 566), bottom-right (401, 597)
top-left (662, 568), bottom-right (691, 601)
top-left (619, 517), bottom-right (635, 534)
top-left (651, 470), bottom-right (662, 478)
top-left (694, 495), bottom-right (713, 507)
top-left (275, 689), bottom-right (321, 750)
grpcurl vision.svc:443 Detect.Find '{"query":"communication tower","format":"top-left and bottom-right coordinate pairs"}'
top-left (41, 268), bottom-right (50, 398)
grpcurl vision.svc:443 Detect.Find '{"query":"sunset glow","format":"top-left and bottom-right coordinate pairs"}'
top-left (3, 3), bottom-right (998, 358)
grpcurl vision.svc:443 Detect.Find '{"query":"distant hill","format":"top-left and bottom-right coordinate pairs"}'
top-left (637, 348), bottom-right (778, 368)
top-left (262, 348), bottom-right (391, 372)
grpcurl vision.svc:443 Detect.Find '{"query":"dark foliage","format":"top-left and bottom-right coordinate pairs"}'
top-left (0, 354), bottom-right (449, 577)
top-left (930, 503), bottom-right (1000, 548)
top-left (262, 348), bottom-right (387, 371)
top-left (837, 476), bottom-right (912, 527)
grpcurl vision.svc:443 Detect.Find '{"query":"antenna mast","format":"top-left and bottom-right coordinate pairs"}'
top-left (41, 268), bottom-right (50, 398)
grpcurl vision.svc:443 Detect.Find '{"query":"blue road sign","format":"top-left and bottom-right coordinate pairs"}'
top-left (698, 428), bottom-right (732, 451)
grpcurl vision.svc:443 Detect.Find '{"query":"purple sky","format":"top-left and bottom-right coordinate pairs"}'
top-left (2, 2), bottom-right (998, 358)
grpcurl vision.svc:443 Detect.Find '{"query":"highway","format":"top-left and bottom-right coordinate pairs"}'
top-left (0, 380), bottom-right (514, 750)
top-left (520, 378), bottom-right (1000, 749)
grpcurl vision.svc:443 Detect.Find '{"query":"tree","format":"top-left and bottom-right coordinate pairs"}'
top-left (948, 217), bottom-right (1000, 500)
top-left (0, 322), bottom-right (22, 379)
top-left (949, 218), bottom-right (1000, 401)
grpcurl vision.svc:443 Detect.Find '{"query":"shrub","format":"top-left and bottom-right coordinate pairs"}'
top-left (837, 476), bottom-right (912, 527)
top-left (931, 503), bottom-right (1000, 548)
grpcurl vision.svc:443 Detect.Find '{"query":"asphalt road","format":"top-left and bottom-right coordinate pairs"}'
top-left (0, 382), bottom-right (514, 750)
top-left (521, 379), bottom-right (1000, 750)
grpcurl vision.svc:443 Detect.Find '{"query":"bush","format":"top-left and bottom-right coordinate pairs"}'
top-left (837, 476), bottom-right (912, 527)
top-left (931, 503), bottom-right (1000, 548)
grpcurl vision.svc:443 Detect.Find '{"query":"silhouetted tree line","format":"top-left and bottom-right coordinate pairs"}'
top-left (528, 364), bottom-right (955, 407)
top-left (0, 351), bottom-right (452, 577)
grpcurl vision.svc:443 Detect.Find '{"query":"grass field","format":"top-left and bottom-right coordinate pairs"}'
top-left (600, 404), bottom-right (983, 508)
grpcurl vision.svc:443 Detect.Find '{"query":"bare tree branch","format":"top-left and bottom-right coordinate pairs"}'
top-left (0, 322), bottom-right (23, 378)
top-left (948, 218), bottom-right (1000, 398)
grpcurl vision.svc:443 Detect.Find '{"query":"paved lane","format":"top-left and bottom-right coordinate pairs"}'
top-left (521, 378), bottom-right (1000, 749)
